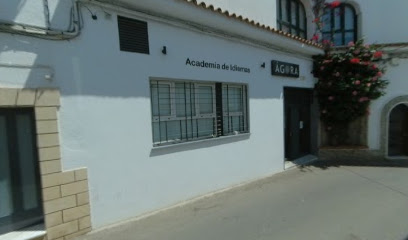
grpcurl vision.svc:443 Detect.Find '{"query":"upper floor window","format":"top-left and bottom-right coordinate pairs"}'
top-left (277, 0), bottom-right (307, 39)
top-left (322, 4), bottom-right (357, 46)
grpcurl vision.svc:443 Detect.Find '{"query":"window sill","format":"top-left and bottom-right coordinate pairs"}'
top-left (0, 224), bottom-right (45, 240)
top-left (150, 133), bottom-right (251, 156)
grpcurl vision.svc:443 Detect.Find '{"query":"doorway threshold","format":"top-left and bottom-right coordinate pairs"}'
top-left (0, 223), bottom-right (45, 240)
top-left (285, 154), bottom-right (318, 170)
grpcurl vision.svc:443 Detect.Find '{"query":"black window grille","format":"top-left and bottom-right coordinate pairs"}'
top-left (321, 4), bottom-right (357, 46)
top-left (277, 0), bottom-right (307, 39)
top-left (150, 80), bottom-right (249, 146)
top-left (0, 108), bottom-right (43, 235)
top-left (117, 15), bottom-right (150, 54)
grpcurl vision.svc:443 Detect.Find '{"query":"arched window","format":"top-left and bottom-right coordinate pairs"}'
top-left (322, 4), bottom-right (357, 46)
top-left (277, 0), bottom-right (307, 39)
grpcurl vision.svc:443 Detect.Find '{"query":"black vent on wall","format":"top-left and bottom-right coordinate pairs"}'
top-left (117, 16), bottom-right (150, 54)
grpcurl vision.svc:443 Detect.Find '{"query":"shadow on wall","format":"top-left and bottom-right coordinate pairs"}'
top-left (0, 1), bottom-right (290, 100)
top-left (150, 134), bottom-right (250, 157)
top-left (0, 0), bottom-right (28, 23)
top-left (298, 158), bottom-right (408, 171)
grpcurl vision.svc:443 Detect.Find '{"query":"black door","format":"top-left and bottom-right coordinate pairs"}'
top-left (284, 88), bottom-right (313, 160)
top-left (388, 104), bottom-right (408, 157)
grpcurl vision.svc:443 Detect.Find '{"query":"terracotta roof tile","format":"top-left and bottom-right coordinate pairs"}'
top-left (182, 0), bottom-right (323, 48)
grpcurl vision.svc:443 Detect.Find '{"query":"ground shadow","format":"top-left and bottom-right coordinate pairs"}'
top-left (299, 158), bottom-right (408, 171)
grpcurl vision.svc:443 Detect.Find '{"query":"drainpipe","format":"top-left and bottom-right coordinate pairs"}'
top-left (0, 0), bottom-right (81, 40)
top-left (43, 0), bottom-right (51, 29)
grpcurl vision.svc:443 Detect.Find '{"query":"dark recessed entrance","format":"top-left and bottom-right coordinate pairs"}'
top-left (284, 87), bottom-right (316, 160)
top-left (388, 104), bottom-right (408, 157)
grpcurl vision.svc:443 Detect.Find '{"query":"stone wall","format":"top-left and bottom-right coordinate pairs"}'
top-left (320, 116), bottom-right (368, 147)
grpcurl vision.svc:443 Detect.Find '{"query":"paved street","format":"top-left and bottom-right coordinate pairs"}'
top-left (81, 162), bottom-right (408, 240)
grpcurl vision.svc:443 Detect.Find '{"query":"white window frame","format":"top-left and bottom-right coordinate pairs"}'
top-left (151, 80), bottom-right (217, 145)
top-left (152, 82), bottom-right (174, 122)
top-left (222, 84), bottom-right (248, 135)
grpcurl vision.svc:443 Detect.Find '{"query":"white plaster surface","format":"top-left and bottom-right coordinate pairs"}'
top-left (368, 59), bottom-right (408, 150)
top-left (0, 4), bottom-right (316, 228)
top-left (0, 0), bottom-right (407, 231)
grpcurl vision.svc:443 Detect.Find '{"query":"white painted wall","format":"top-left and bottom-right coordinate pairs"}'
top-left (0, 0), bottom-right (46, 27)
top-left (193, 0), bottom-right (277, 27)
top-left (368, 58), bottom-right (408, 149)
top-left (0, 2), bottom-right (317, 229)
top-left (1, 0), bottom-right (407, 230)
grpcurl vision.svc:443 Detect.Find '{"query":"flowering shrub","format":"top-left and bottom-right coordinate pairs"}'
top-left (313, 40), bottom-right (389, 145)
top-left (311, 0), bottom-right (342, 43)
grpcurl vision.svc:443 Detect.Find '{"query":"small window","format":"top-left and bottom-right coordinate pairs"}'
top-left (117, 16), bottom-right (150, 54)
top-left (277, 0), bottom-right (307, 38)
top-left (150, 80), bottom-right (249, 146)
top-left (321, 4), bottom-right (357, 46)
top-left (0, 108), bottom-right (43, 235)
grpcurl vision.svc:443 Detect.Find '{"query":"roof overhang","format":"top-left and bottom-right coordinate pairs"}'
top-left (90, 0), bottom-right (324, 57)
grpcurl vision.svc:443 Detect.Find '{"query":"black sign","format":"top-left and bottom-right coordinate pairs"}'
top-left (271, 60), bottom-right (299, 78)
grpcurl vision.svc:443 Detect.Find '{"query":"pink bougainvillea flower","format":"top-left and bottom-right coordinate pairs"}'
top-left (373, 51), bottom-right (383, 58)
top-left (377, 71), bottom-right (383, 77)
top-left (366, 83), bottom-right (372, 87)
top-left (348, 41), bottom-right (355, 47)
top-left (322, 39), bottom-right (331, 45)
top-left (362, 61), bottom-right (370, 65)
top-left (353, 50), bottom-right (361, 55)
top-left (328, 96), bottom-right (335, 101)
top-left (313, 17), bottom-right (320, 23)
top-left (359, 97), bottom-right (369, 103)
top-left (350, 58), bottom-right (360, 64)
top-left (372, 76), bottom-right (378, 81)
top-left (352, 91), bottom-right (358, 96)
top-left (329, 1), bottom-right (341, 8)
top-left (354, 80), bottom-right (361, 85)
top-left (312, 34), bottom-right (319, 41)
top-left (371, 64), bottom-right (378, 70)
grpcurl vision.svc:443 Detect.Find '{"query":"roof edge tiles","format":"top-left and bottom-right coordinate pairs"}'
top-left (182, 0), bottom-right (323, 49)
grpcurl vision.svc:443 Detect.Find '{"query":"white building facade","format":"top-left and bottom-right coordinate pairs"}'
top-left (0, 0), bottom-right (406, 239)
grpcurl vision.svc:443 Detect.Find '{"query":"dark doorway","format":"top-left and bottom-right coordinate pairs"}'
top-left (284, 88), bottom-right (314, 160)
top-left (388, 104), bottom-right (408, 157)
top-left (0, 108), bottom-right (43, 234)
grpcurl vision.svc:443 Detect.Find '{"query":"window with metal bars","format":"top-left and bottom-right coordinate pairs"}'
top-left (321, 4), bottom-right (357, 46)
top-left (277, 0), bottom-right (307, 39)
top-left (150, 80), bottom-right (249, 146)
